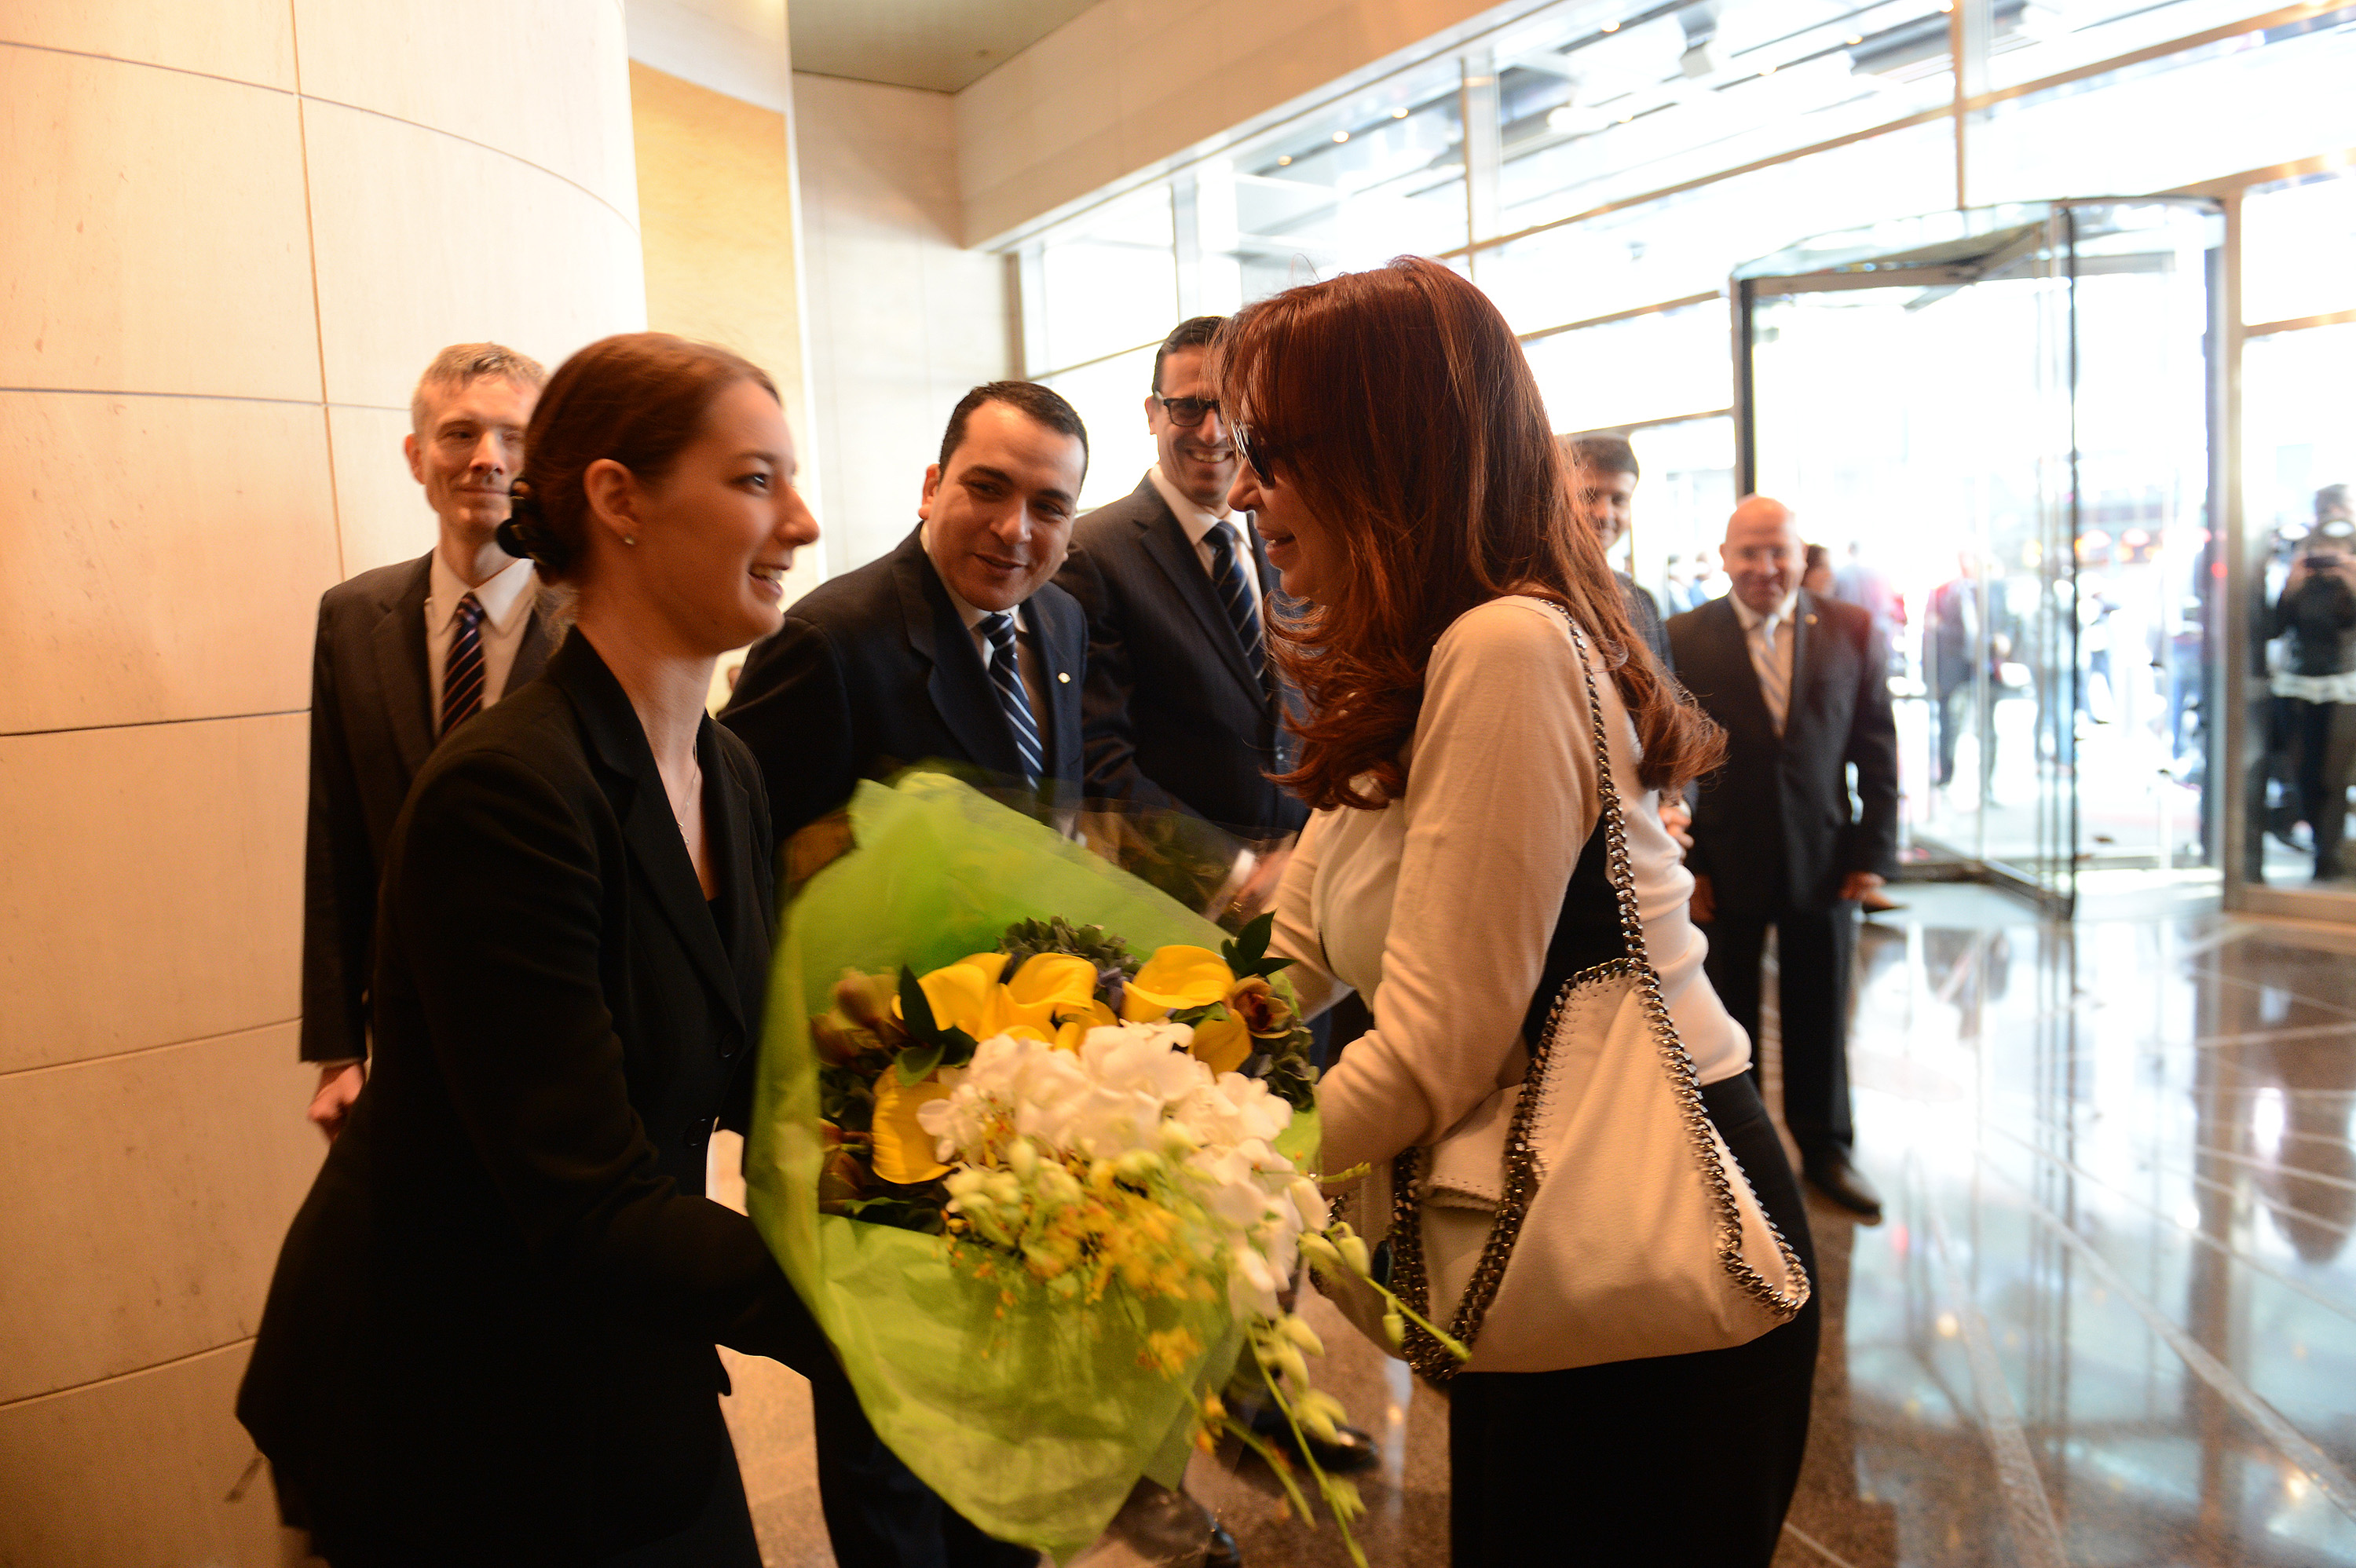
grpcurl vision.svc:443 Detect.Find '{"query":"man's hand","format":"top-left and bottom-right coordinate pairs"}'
top-left (1659, 799), bottom-right (1694, 855)
top-left (1688, 872), bottom-right (1714, 925)
top-left (307, 1062), bottom-right (364, 1142)
top-left (1839, 871), bottom-right (1886, 904)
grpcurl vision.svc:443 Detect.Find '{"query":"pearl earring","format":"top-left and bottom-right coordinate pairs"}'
top-left (623, 535), bottom-right (638, 546)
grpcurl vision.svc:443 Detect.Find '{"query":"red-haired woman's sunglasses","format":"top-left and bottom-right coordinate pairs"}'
top-left (1234, 424), bottom-right (1289, 486)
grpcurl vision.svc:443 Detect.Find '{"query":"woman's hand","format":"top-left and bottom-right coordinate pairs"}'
top-left (308, 1062), bottom-right (364, 1142)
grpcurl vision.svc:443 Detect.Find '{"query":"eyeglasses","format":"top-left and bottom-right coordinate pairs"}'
top-left (1232, 423), bottom-right (1291, 486)
top-left (1156, 396), bottom-right (1223, 428)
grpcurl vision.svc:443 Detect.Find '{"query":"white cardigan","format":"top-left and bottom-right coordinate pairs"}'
top-left (1269, 595), bottom-right (1752, 1176)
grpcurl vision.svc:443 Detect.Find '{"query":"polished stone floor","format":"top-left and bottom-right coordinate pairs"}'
top-left (715, 879), bottom-right (2356, 1566)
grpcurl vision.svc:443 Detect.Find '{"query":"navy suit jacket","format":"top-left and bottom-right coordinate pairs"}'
top-left (720, 526), bottom-right (1088, 841)
top-left (1055, 474), bottom-right (1307, 842)
top-left (1666, 590), bottom-right (1899, 915)
top-left (302, 551), bottom-right (554, 1062)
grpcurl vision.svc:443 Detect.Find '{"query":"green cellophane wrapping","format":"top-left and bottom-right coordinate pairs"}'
top-left (746, 773), bottom-right (1320, 1562)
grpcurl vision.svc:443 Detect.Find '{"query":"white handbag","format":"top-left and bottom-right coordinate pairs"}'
top-left (1319, 616), bottom-right (1810, 1379)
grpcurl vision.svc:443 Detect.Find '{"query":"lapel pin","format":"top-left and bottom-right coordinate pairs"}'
top-left (1057, 671), bottom-right (1071, 683)
top-left (1805, 614), bottom-right (1817, 625)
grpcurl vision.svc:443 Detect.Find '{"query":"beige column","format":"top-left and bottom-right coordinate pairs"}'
top-left (0, 3), bottom-right (645, 1563)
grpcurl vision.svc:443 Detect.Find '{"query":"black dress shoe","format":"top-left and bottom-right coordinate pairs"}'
top-left (1247, 1403), bottom-right (1381, 1473)
top-left (1202, 1522), bottom-right (1242, 1568)
top-left (1804, 1155), bottom-right (1884, 1222)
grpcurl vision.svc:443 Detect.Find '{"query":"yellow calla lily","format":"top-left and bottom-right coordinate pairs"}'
top-left (1052, 998), bottom-right (1119, 1052)
top-left (1120, 985), bottom-right (1174, 1023)
top-left (1188, 1011), bottom-right (1253, 1073)
top-left (1127, 945), bottom-right (1235, 1013)
top-left (1005, 953), bottom-right (1101, 1031)
top-left (902, 955), bottom-right (1017, 1039)
top-left (870, 1073), bottom-right (952, 1184)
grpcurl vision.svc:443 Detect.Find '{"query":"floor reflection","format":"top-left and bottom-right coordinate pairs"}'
top-left (718, 881), bottom-right (2356, 1566)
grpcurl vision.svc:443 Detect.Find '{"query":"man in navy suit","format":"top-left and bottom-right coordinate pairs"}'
top-left (1668, 496), bottom-right (1898, 1222)
top-left (1056, 316), bottom-right (1305, 845)
top-left (723, 382), bottom-right (1090, 846)
top-left (301, 343), bottom-right (554, 1140)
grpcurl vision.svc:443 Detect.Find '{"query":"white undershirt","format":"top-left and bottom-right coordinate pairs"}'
top-left (425, 550), bottom-right (537, 732)
top-left (1146, 465), bottom-right (1264, 618)
top-left (1268, 596), bottom-right (1751, 1175)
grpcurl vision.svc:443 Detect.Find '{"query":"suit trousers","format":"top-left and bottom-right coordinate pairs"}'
top-left (1703, 899), bottom-right (1858, 1164)
top-left (809, 1361), bottom-right (1038, 1568)
top-left (1448, 1073), bottom-right (1820, 1567)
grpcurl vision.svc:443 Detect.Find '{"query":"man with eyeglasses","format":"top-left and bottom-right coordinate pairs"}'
top-left (1056, 316), bottom-right (1308, 848)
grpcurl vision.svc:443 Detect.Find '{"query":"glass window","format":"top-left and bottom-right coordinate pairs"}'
top-left (1626, 415), bottom-right (1740, 612)
top-left (1038, 345), bottom-right (1161, 514)
top-left (1979, 0), bottom-right (2299, 93)
top-left (2244, 169), bottom-right (2356, 327)
top-left (1493, 0), bottom-right (1958, 236)
top-left (1037, 186), bottom-right (1176, 375)
top-left (1524, 298), bottom-right (1734, 433)
top-left (1480, 117), bottom-right (1953, 334)
top-left (1969, 11), bottom-right (2356, 207)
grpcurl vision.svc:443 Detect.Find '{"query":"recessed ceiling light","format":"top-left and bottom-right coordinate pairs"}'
top-left (1277, 155), bottom-right (1292, 165)
top-left (1616, 111), bottom-right (1634, 122)
top-left (1333, 130), bottom-right (1350, 142)
top-left (1602, 19), bottom-right (1621, 30)
top-left (1846, 33), bottom-right (1863, 42)
top-left (1761, 63), bottom-right (1776, 73)
top-left (1392, 107), bottom-right (1409, 118)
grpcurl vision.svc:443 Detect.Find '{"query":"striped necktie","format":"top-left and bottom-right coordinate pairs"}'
top-left (441, 591), bottom-right (487, 735)
top-left (1205, 521), bottom-right (1268, 686)
top-left (1748, 611), bottom-right (1790, 735)
top-left (982, 612), bottom-right (1044, 785)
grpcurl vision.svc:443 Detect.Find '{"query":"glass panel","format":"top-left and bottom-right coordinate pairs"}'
top-left (1037, 185), bottom-right (1176, 376)
top-left (1625, 415), bottom-right (1740, 613)
top-left (2242, 322), bottom-right (2356, 889)
top-left (1968, 9), bottom-right (2356, 207)
top-left (1524, 298), bottom-right (1734, 432)
top-left (1492, 0), bottom-right (1958, 235)
top-left (1480, 117), bottom-right (1953, 334)
top-left (2244, 169), bottom-right (2356, 326)
top-left (1039, 345), bottom-right (1160, 514)
top-left (1980, 0), bottom-right (2310, 93)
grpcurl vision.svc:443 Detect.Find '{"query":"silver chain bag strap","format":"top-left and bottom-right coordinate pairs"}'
top-left (1324, 611), bottom-right (1809, 1381)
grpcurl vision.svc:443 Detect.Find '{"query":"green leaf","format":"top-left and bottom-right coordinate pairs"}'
top-left (895, 1040), bottom-right (945, 1086)
top-left (1233, 911), bottom-right (1275, 968)
top-left (938, 1025), bottom-right (979, 1069)
top-left (898, 965), bottom-right (941, 1044)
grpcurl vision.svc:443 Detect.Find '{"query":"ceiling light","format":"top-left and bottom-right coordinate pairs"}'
top-left (1616, 111), bottom-right (1634, 122)
top-left (1277, 155), bottom-right (1292, 165)
top-left (1602, 18), bottom-right (1621, 29)
top-left (1392, 107), bottom-right (1409, 118)
top-left (1846, 32), bottom-right (1863, 42)
top-left (1761, 63), bottom-right (1776, 74)
top-left (1333, 130), bottom-right (1350, 142)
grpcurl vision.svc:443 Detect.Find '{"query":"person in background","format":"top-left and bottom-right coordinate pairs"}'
top-left (1925, 554), bottom-right (2000, 792)
top-left (240, 334), bottom-right (830, 1566)
top-left (1831, 539), bottom-right (1904, 663)
top-left (721, 382), bottom-right (1091, 847)
top-left (1055, 316), bottom-right (1306, 845)
top-left (720, 383), bottom-right (1091, 1568)
top-left (2268, 485), bottom-right (2356, 882)
top-left (300, 343), bottom-right (554, 1140)
top-left (1802, 543), bottom-right (1835, 598)
top-left (1668, 496), bottom-right (1898, 1223)
top-left (1560, 432), bottom-right (1670, 670)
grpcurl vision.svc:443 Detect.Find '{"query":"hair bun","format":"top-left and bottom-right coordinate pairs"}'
top-left (497, 480), bottom-right (569, 569)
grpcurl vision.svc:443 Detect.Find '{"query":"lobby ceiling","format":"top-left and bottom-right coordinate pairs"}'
top-left (791, 0), bottom-right (1104, 93)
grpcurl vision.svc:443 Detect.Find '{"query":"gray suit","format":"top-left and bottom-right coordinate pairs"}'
top-left (301, 551), bottom-right (553, 1063)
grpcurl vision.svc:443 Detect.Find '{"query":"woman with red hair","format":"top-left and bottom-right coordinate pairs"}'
top-left (1227, 258), bottom-right (1819, 1564)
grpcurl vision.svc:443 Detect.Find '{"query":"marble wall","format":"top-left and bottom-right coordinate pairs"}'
top-left (0, 3), bottom-right (645, 1562)
top-left (795, 71), bottom-right (1012, 576)
top-left (955, 0), bottom-right (1527, 244)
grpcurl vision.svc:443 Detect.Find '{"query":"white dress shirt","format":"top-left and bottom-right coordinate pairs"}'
top-left (1729, 589), bottom-right (1799, 734)
top-left (426, 550), bottom-right (538, 733)
top-left (920, 526), bottom-right (1052, 730)
top-left (1146, 465), bottom-right (1263, 619)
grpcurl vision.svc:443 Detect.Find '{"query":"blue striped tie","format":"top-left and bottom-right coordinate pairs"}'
top-left (982, 612), bottom-right (1044, 785)
top-left (1206, 521), bottom-right (1267, 686)
top-left (441, 591), bottom-right (486, 735)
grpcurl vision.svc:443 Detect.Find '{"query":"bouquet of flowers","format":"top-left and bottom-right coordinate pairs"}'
top-left (747, 773), bottom-right (1451, 1563)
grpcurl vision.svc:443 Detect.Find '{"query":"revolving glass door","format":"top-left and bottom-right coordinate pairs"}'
top-left (1732, 200), bottom-right (2222, 916)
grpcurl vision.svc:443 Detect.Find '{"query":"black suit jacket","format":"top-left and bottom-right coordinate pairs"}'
top-left (720, 526), bottom-right (1088, 840)
top-left (1055, 475), bottom-right (1307, 841)
top-left (302, 551), bottom-right (554, 1062)
top-left (241, 631), bottom-right (821, 1563)
top-left (1666, 590), bottom-right (1899, 914)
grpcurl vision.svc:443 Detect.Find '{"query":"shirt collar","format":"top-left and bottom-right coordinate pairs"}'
top-left (1729, 588), bottom-right (1799, 631)
top-left (429, 548), bottom-right (536, 634)
top-left (919, 522), bottom-right (1001, 632)
top-left (1147, 464), bottom-right (1236, 547)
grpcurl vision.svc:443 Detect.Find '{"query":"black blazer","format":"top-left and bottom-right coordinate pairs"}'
top-left (720, 526), bottom-right (1088, 840)
top-left (302, 551), bottom-right (554, 1062)
top-left (1666, 590), bottom-right (1899, 915)
top-left (1055, 475), bottom-right (1308, 842)
top-left (240, 633), bottom-right (821, 1563)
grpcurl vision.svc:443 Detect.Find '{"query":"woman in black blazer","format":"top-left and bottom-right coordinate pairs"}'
top-left (240, 334), bottom-right (825, 1566)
